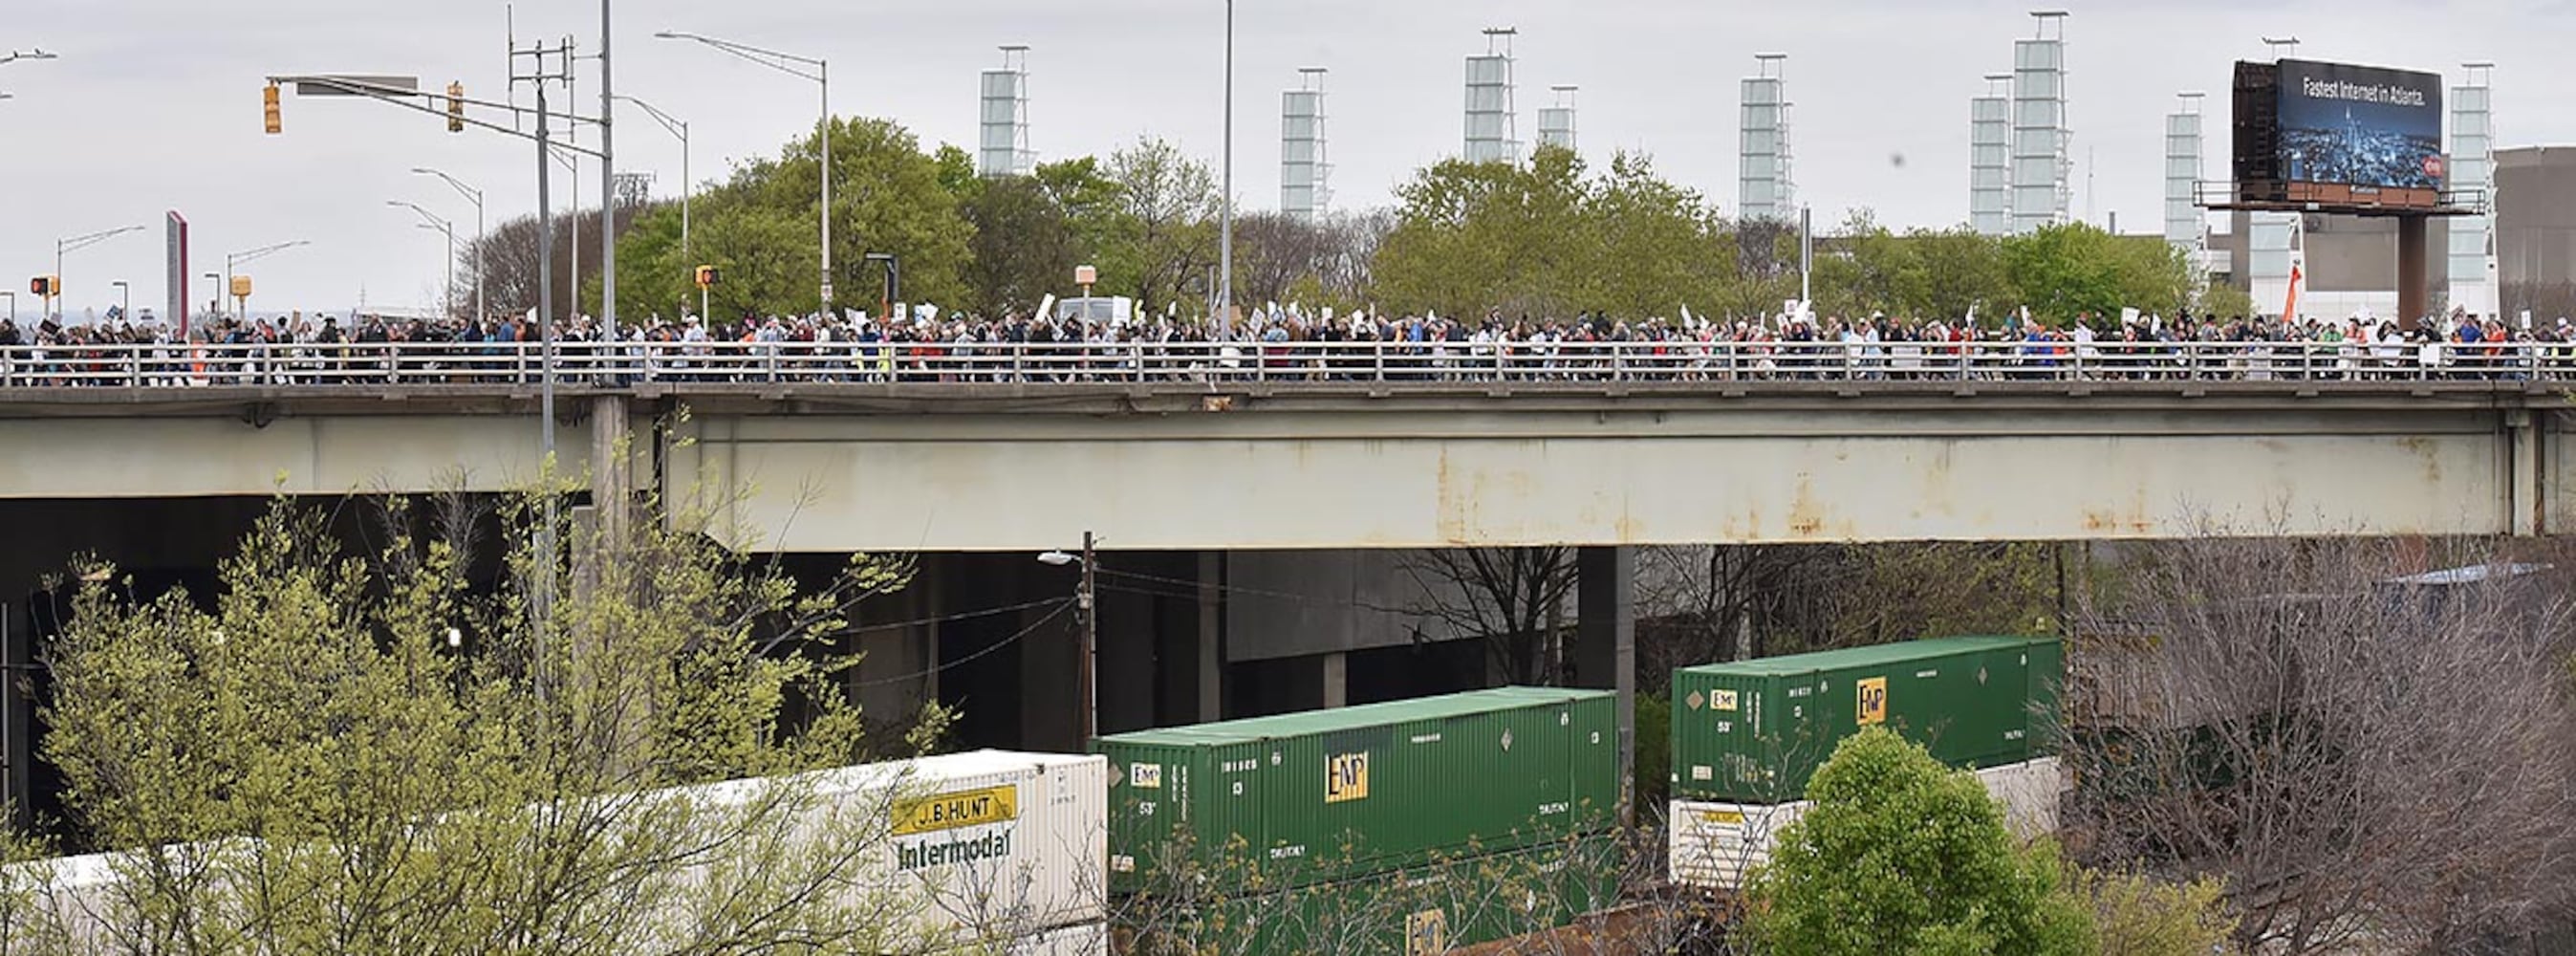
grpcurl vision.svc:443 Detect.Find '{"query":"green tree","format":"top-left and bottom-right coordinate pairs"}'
top-left (1899, 227), bottom-right (2013, 322)
top-left (612, 117), bottom-right (974, 321)
top-left (2002, 223), bottom-right (2193, 324)
top-left (1101, 137), bottom-right (1222, 318)
top-left (961, 173), bottom-right (1078, 317)
top-left (2075, 870), bottom-right (2240, 956)
top-left (23, 480), bottom-right (948, 952)
top-left (1743, 728), bottom-right (2094, 956)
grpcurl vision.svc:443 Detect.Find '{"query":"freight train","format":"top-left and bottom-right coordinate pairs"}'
top-left (3, 636), bottom-right (2065, 954)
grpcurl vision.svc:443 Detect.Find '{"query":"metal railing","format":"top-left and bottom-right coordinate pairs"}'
top-left (0, 338), bottom-right (2565, 390)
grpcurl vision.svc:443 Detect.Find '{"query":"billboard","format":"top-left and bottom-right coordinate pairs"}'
top-left (2233, 59), bottom-right (2446, 211)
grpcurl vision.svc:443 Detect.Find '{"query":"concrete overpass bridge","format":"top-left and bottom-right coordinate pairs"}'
top-left (0, 338), bottom-right (2565, 548)
top-left (0, 338), bottom-right (2569, 804)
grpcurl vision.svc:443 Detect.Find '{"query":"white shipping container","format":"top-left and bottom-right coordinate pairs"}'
top-left (0, 751), bottom-right (1109, 954)
top-left (1669, 757), bottom-right (2063, 893)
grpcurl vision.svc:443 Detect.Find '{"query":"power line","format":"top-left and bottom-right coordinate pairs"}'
top-left (854, 598), bottom-right (1074, 688)
top-left (825, 596), bottom-right (1070, 638)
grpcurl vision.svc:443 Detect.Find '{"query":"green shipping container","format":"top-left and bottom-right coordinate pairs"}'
top-left (1097, 687), bottom-right (1618, 897)
top-left (1115, 834), bottom-right (1625, 956)
top-left (1671, 636), bottom-right (2062, 804)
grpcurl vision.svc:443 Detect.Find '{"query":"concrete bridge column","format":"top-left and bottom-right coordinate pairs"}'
top-left (2509, 409), bottom-right (2545, 536)
top-left (590, 396), bottom-right (631, 543)
top-left (1575, 546), bottom-right (1636, 825)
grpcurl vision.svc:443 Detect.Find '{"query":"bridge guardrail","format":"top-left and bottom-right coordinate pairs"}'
top-left (0, 338), bottom-right (2565, 390)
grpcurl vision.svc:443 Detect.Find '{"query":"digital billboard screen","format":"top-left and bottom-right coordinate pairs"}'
top-left (2274, 59), bottom-right (2444, 195)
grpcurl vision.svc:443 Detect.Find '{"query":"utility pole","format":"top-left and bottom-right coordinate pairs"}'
top-left (1080, 530), bottom-right (1097, 745)
top-left (599, 0), bottom-right (617, 338)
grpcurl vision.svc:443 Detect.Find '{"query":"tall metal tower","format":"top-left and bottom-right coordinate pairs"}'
top-left (1282, 67), bottom-right (1330, 219)
top-left (2449, 62), bottom-right (2497, 317)
top-left (2009, 11), bottom-right (2069, 234)
top-left (2247, 37), bottom-right (2303, 318)
top-left (1537, 84), bottom-right (1577, 152)
top-left (2164, 92), bottom-right (2207, 253)
top-left (1970, 73), bottom-right (2013, 235)
top-left (978, 45), bottom-right (1032, 178)
top-left (1463, 28), bottom-right (1519, 164)
top-left (1740, 54), bottom-right (1792, 223)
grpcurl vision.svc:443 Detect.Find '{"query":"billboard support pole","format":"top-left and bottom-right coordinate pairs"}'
top-left (2398, 215), bottom-right (2429, 327)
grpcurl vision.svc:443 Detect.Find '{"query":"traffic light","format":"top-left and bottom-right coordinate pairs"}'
top-left (263, 83), bottom-right (282, 135)
top-left (695, 265), bottom-right (719, 289)
top-left (446, 81), bottom-right (465, 133)
top-left (28, 276), bottom-right (55, 297)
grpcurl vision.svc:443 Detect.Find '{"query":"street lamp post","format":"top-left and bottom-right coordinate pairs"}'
top-left (1220, 0), bottom-right (1234, 335)
top-left (1037, 532), bottom-right (1099, 745)
top-left (391, 201), bottom-right (458, 318)
top-left (0, 49), bottom-right (56, 67)
top-left (658, 31), bottom-right (831, 315)
top-left (109, 281), bottom-right (128, 326)
top-left (223, 240), bottom-right (312, 325)
top-left (616, 96), bottom-right (690, 259)
top-left (54, 226), bottom-right (143, 320)
top-left (413, 168), bottom-right (486, 321)
top-left (202, 272), bottom-right (221, 323)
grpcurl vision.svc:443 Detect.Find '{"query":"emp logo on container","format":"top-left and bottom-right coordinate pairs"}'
top-left (1856, 677), bottom-right (1889, 726)
top-left (1326, 751), bottom-right (1371, 803)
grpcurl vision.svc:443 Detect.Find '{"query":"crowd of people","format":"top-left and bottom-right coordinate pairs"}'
top-left (0, 304), bottom-right (2567, 386)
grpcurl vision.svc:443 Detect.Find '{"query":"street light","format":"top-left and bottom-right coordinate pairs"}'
top-left (109, 281), bottom-right (129, 326)
top-left (615, 96), bottom-right (690, 259)
top-left (1035, 532), bottom-right (1098, 745)
top-left (224, 240), bottom-right (311, 324)
top-left (391, 201), bottom-right (458, 318)
top-left (413, 167), bottom-right (486, 321)
top-left (54, 226), bottom-right (143, 320)
top-left (1219, 0), bottom-right (1234, 334)
top-left (0, 49), bottom-right (56, 67)
top-left (657, 30), bottom-right (832, 315)
top-left (202, 272), bottom-right (221, 323)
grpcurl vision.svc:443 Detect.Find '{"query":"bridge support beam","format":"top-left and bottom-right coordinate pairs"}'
top-left (591, 396), bottom-right (631, 543)
top-left (1575, 546), bottom-right (1635, 825)
top-left (2509, 409), bottom-right (2546, 536)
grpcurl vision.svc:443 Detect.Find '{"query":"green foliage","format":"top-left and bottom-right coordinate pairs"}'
top-left (2197, 277), bottom-right (2257, 320)
top-left (1375, 145), bottom-right (1733, 320)
top-left (1100, 137), bottom-right (1223, 317)
top-left (26, 477), bottom-right (942, 951)
top-left (612, 116), bottom-right (974, 321)
top-left (2075, 869), bottom-right (2241, 956)
top-left (2002, 223), bottom-right (2195, 324)
top-left (1634, 693), bottom-right (1672, 810)
top-left (1743, 728), bottom-right (2095, 956)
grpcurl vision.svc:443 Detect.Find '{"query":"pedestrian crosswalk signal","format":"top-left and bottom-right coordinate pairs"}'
top-left (263, 83), bottom-right (282, 135)
top-left (446, 82), bottom-right (465, 133)
top-left (695, 265), bottom-right (719, 289)
top-left (29, 276), bottom-right (56, 297)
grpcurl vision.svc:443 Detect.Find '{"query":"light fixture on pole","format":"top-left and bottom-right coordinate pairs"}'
top-left (1035, 532), bottom-right (1098, 745)
top-left (224, 240), bottom-right (311, 325)
top-left (1219, 0), bottom-right (1234, 335)
top-left (390, 201), bottom-right (457, 318)
top-left (0, 49), bottom-right (57, 66)
top-left (202, 272), bottom-right (221, 322)
top-left (657, 31), bottom-right (831, 316)
top-left (53, 226), bottom-right (143, 321)
top-left (615, 96), bottom-right (691, 260)
top-left (413, 167), bottom-right (486, 321)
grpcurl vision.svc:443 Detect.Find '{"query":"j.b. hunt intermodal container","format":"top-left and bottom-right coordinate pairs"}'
top-left (1671, 636), bottom-right (2062, 804)
top-left (1094, 687), bottom-right (1618, 895)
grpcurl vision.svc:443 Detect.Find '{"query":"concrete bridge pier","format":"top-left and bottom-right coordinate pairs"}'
top-left (1574, 546), bottom-right (1636, 824)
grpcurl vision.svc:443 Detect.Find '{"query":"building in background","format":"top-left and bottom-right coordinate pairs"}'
top-left (1740, 54), bottom-right (1792, 223)
top-left (1970, 74), bottom-right (2013, 236)
top-left (2164, 93), bottom-right (2207, 255)
top-left (1537, 84), bottom-right (1577, 152)
top-left (1464, 28), bottom-right (1519, 165)
top-left (977, 45), bottom-right (1033, 178)
top-left (2496, 146), bottom-right (2576, 321)
top-left (1282, 68), bottom-right (1330, 219)
top-left (2009, 11), bottom-right (2070, 234)
top-left (2448, 63), bottom-right (2498, 317)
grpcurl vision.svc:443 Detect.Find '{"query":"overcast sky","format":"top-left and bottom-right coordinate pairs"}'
top-left (3, 0), bottom-right (2561, 317)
